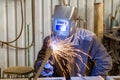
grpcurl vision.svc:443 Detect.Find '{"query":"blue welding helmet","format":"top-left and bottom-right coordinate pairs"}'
top-left (53, 5), bottom-right (78, 39)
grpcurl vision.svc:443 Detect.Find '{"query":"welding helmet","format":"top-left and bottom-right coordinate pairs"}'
top-left (52, 5), bottom-right (78, 39)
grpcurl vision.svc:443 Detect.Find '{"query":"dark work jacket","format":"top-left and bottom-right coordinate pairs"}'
top-left (34, 28), bottom-right (112, 77)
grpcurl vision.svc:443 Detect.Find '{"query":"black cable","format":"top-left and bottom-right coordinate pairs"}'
top-left (0, 0), bottom-right (34, 49)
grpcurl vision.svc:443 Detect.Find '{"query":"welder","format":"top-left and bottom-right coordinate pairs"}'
top-left (34, 5), bottom-right (112, 80)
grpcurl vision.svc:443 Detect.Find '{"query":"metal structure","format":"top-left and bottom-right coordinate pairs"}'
top-left (103, 27), bottom-right (120, 75)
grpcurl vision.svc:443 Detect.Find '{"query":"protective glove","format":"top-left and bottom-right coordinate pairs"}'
top-left (36, 60), bottom-right (54, 77)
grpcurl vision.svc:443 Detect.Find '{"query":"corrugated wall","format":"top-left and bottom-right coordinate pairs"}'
top-left (0, 0), bottom-right (120, 75)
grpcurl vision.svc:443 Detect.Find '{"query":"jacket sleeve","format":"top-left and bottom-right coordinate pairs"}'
top-left (90, 35), bottom-right (112, 76)
top-left (34, 36), bottom-right (51, 72)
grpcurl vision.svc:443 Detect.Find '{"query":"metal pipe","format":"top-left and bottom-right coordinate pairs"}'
top-left (27, 24), bottom-right (30, 66)
top-left (94, 3), bottom-right (104, 41)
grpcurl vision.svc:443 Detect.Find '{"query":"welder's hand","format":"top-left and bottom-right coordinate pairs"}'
top-left (36, 60), bottom-right (54, 77)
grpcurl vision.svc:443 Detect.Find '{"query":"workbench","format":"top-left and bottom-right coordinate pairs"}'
top-left (0, 76), bottom-right (120, 80)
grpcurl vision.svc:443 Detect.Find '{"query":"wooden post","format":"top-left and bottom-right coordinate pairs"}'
top-left (94, 3), bottom-right (104, 41)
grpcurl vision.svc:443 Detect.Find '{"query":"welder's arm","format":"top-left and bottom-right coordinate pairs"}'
top-left (34, 36), bottom-right (54, 77)
top-left (90, 36), bottom-right (112, 77)
top-left (34, 49), bottom-right (46, 73)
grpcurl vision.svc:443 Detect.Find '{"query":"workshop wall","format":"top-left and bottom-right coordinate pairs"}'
top-left (0, 0), bottom-right (120, 75)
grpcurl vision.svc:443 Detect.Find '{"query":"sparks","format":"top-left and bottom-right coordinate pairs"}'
top-left (49, 36), bottom-right (91, 75)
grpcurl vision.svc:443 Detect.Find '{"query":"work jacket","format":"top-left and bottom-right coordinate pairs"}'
top-left (34, 28), bottom-right (112, 78)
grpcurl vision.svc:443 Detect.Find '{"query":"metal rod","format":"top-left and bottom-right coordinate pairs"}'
top-left (33, 47), bottom-right (53, 80)
top-left (27, 24), bottom-right (30, 66)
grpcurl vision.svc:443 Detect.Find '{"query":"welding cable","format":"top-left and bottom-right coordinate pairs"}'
top-left (0, 0), bottom-right (34, 49)
top-left (0, 0), bottom-right (23, 44)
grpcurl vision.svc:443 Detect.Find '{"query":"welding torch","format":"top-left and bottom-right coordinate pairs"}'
top-left (33, 46), bottom-right (71, 80)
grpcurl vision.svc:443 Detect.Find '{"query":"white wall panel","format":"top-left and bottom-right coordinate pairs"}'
top-left (34, 0), bottom-right (43, 60)
top-left (104, 0), bottom-right (112, 29)
top-left (86, 0), bottom-right (94, 31)
top-left (25, 0), bottom-right (34, 67)
top-left (112, 0), bottom-right (120, 25)
top-left (95, 0), bottom-right (103, 3)
top-left (70, 0), bottom-right (77, 7)
top-left (43, 0), bottom-right (52, 38)
top-left (16, 0), bottom-right (25, 66)
top-left (7, 0), bottom-right (16, 67)
top-left (78, 0), bottom-right (86, 28)
top-left (0, 0), bottom-right (7, 74)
